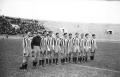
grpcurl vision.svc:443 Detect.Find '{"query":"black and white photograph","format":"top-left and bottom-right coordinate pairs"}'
top-left (0, 0), bottom-right (120, 77)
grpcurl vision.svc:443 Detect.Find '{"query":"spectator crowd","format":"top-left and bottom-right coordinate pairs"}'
top-left (0, 16), bottom-right (45, 35)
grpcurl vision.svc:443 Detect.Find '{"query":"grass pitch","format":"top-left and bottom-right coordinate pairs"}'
top-left (0, 37), bottom-right (120, 77)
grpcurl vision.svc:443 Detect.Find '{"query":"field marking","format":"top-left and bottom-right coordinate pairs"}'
top-left (75, 64), bottom-right (120, 73)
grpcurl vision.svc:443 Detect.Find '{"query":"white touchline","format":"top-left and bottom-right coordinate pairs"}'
top-left (75, 65), bottom-right (120, 73)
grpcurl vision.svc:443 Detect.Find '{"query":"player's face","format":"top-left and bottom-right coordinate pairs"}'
top-left (75, 34), bottom-right (79, 38)
top-left (69, 34), bottom-right (72, 38)
top-left (49, 32), bottom-right (52, 36)
top-left (38, 33), bottom-right (41, 36)
top-left (44, 32), bottom-right (47, 36)
top-left (28, 33), bottom-right (32, 37)
top-left (93, 35), bottom-right (96, 39)
top-left (64, 34), bottom-right (67, 38)
top-left (81, 34), bottom-right (84, 39)
top-left (56, 34), bottom-right (59, 38)
top-left (47, 34), bottom-right (49, 37)
top-left (86, 35), bottom-right (89, 38)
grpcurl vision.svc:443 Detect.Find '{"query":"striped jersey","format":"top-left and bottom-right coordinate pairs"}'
top-left (47, 36), bottom-right (55, 47)
top-left (41, 36), bottom-right (48, 47)
top-left (80, 38), bottom-right (85, 48)
top-left (84, 38), bottom-right (91, 48)
top-left (68, 38), bottom-right (74, 47)
top-left (91, 38), bottom-right (97, 49)
top-left (73, 37), bottom-right (80, 46)
top-left (23, 36), bottom-right (33, 48)
top-left (55, 37), bottom-right (61, 46)
top-left (61, 38), bottom-right (68, 47)
top-left (23, 36), bottom-right (33, 55)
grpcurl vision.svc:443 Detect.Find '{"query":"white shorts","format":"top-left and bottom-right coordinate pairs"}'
top-left (91, 47), bottom-right (96, 53)
top-left (74, 46), bottom-right (80, 53)
top-left (68, 46), bottom-right (74, 54)
top-left (23, 47), bottom-right (31, 57)
top-left (61, 46), bottom-right (68, 53)
top-left (55, 46), bottom-right (61, 53)
top-left (84, 47), bottom-right (91, 52)
top-left (23, 56), bottom-right (29, 63)
top-left (23, 47), bottom-right (31, 63)
top-left (32, 46), bottom-right (41, 59)
top-left (41, 46), bottom-right (47, 52)
top-left (47, 46), bottom-right (54, 51)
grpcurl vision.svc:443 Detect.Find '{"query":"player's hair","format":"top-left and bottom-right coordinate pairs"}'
top-left (75, 32), bottom-right (79, 35)
top-left (43, 30), bottom-right (47, 34)
top-left (47, 33), bottom-right (49, 36)
top-left (63, 33), bottom-right (67, 35)
top-left (80, 33), bottom-right (84, 36)
top-left (49, 31), bottom-right (53, 33)
top-left (56, 33), bottom-right (59, 35)
top-left (85, 33), bottom-right (89, 37)
top-left (69, 33), bottom-right (72, 36)
top-left (25, 30), bottom-right (28, 34)
top-left (92, 34), bottom-right (95, 36)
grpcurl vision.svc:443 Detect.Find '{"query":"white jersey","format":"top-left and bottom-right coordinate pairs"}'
top-left (80, 38), bottom-right (85, 48)
top-left (55, 37), bottom-right (61, 46)
top-left (47, 36), bottom-right (55, 51)
top-left (61, 38), bottom-right (68, 47)
top-left (68, 38), bottom-right (74, 53)
top-left (73, 37), bottom-right (80, 46)
top-left (73, 37), bottom-right (80, 52)
top-left (84, 38), bottom-right (91, 51)
top-left (41, 36), bottom-right (48, 52)
top-left (23, 36), bottom-right (33, 56)
top-left (55, 37), bottom-right (61, 53)
top-left (61, 38), bottom-right (68, 54)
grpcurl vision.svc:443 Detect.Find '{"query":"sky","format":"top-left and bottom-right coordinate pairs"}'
top-left (0, 0), bottom-right (120, 24)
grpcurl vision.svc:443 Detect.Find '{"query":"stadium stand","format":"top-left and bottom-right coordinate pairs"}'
top-left (0, 15), bottom-right (45, 35)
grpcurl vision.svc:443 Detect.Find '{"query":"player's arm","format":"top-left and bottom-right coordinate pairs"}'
top-left (60, 38), bottom-right (63, 47)
top-left (46, 38), bottom-right (49, 46)
top-left (41, 38), bottom-right (44, 47)
top-left (23, 37), bottom-right (29, 56)
top-left (89, 39), bottom-right (92, 48)
top-left (31, 36), bottom-right (36, 49)
top-left (72, 38), bottom-right (74, 46)
top-left (69, 40), bottom-right (71, 47)
top-left (39, 37), bottom-right (42, 49)
top-left (23, 37), bottom-right (26, 56)
top-left (80, 39), bottom-right (82, 47)
top-left (54, 38), bottom-right (57, 46)
top-left (72, 38), bottom-right (75, 45)
top-left (94, 40), bottom-right (97, 49)
top-left (83, 39), bottom-right (86, 49)
top-left (52, 38), bottom-right (55, 50)
top-left (23, 37), bottom-right (26, 48)
top-left (67, 39), bottom-right (69, 48)
top-left (46, 38), bottom-right (50, 51)
top-left (79, 39), bottom-right (81, 47)
top-left (59, 38), bottom-right (62, 47)
top-left (81, 39), bottom-right (83, 48)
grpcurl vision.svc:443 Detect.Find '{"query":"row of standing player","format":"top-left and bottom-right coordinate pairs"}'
top-left (19, 31), bottom-right (97, 70)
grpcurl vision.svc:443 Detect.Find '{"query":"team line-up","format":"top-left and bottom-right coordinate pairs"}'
top-left (19, 31), bottom-right (97, 70)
